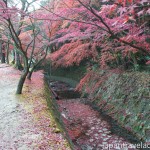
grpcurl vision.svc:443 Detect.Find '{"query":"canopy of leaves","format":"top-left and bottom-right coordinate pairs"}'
top-left (32, 0), bottom-right (150, 70)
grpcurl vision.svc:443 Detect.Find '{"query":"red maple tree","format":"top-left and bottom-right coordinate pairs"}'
top-left (34, 0), bottom-right (150, 92)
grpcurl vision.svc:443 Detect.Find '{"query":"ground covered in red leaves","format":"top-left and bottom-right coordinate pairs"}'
top-left (0, 64), bottom-right (70, 150)
top-left (0, 64), bottom-right (143, 150)
top-left (57, 99), bottom-right (138, 150)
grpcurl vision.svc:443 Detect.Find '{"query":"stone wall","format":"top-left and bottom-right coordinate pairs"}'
top-left (93, 71), bottom-right (150, 142)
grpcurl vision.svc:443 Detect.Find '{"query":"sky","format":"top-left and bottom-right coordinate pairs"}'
top-left (15, 0), bottom-right (44, 11)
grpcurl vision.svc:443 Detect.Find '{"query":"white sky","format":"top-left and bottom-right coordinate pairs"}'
top-left (15, 0), bottom-right (44, 12)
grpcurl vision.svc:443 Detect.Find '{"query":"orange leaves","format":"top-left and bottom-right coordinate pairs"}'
top-left (123, 15), bottom-right (130, 24)
top-left (50, 21), bottom-right (62, 37)
top-left (117, 0), bottom-right (133, 6)
top-left (19, 30), bottom-right (33, 52)
top-left (76, 70), bottom-right (95, 92)
top-left (61, 20), bottom-right (70, 29)
top-left (50, 41), bottom-right (98, 67)
top-left (19, 30), bottom-right (32, 41)
top-left (110, 4), bottom-right (117, 12)
top-left (45, 0), bottom-right (150, 71)
top-left (101, 4), bottom-right (117, 15)
top-left (100, 51), bottom-right (115, 68)
top-left (54, 0), bottom-right (78, 12)
top-left (117, 0), bottom-right (123, 3)
top-left (127, 0), bottom-right (133, 3)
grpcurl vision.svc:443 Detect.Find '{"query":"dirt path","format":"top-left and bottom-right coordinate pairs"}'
top-left (0, 64), bottom-right (70, 150)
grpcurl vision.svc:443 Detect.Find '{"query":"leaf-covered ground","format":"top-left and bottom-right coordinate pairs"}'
top-left (0, 64), bottom-right (70, 150)
top-left (57, 99), bottom-right (139, 150)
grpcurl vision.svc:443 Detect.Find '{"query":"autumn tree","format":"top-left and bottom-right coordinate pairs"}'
top-left (33, 0), bottom-right (150, 94)
top-left (0, 0), bottom-right (49, 94)
top-left (47, 0), bottom-right (150, 67)
top-left (11, 0), bottom-right (42, 70)
top-left (0, 19), bottom-right (12, 64)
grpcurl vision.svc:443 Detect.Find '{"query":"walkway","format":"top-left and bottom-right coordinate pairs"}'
top-left (0, 64), bottom-right (70, 150)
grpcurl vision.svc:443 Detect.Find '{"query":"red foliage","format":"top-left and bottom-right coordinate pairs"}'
top-left (50, 41), bottom-right (98, 67)
top-left (34, 0), bottom-right (150, 69)
top-left (57, 99), bottom-right (135, 149)
top-left (33, 0), bottom-right (149, 94)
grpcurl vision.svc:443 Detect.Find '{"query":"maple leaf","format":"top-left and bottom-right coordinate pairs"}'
top-left (123, 16), bottom-right (129, 24)
top-left (137, 10), bottom-right (144, 16)
top-left (146, 60), bottom-right (150, 65)
top-left (146, 9), bottom-right (150, 14)
top-left (117, 0), bottom-right (123, 4)
top-left (117, 7), bottom-right (127, 15)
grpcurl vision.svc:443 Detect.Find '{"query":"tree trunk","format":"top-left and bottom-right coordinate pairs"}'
top-left (27, 46), bottom-right (49, 80)
top-left (1, 43), bottom-right (5, 63)
top-left (16, 54), bottom-right (29, 94)
top-left (11, 50), bottom-right (15, 64)
top-left (1, 52), bottom-right (5, 63)
top-left (16, 70), bottom-right (28, 94)
top-left (0, 41), bottom-right (2, 62)
top-left (15, 50), bottom-right (23, 70)
top-left (27, 65), bottom-right (35, 80)
top-left (27, 71), bottom-right (33, 80)
top-left (6, 42), bottom-right (9, 64)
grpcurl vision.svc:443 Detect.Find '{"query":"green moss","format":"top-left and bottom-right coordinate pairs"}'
top-left (95, 71), bottom-right (150, 142)
top-left (44, 80), bottom-right (74, 150)
top-left (45, 64), bottom-right (86, 82)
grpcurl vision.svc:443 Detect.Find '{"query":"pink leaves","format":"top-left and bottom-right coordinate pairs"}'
top-left (50, 41), bottom-right (98, 67)
top-left (146, 8), bottom-right (150, 14)
top-left (146, 60), bottom-right (150, 65)
top-left (0, 2), bottom-right (18, 19)
top-left (34, 0), bottom-right (150, 70)
top-left (137, 10), bottom-right (144, 16)
top-left (117, 7), bottom-right (127, 15)
top-left (100, 4), bottom-right (117, 15)
top-left (57, 98), bottom-right (135, 149)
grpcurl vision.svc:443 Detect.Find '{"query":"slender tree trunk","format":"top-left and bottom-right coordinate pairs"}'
top-left (0, 41), bottom-right (2, 62)
top-left (16, 70), bottom-right (28, 94)
top-left (11, 50), bottom-right (15, 64)
top-left (1, 52), bottom-right (5, 63)
top-left (1, 44), bottom-right (5, 63)
top-left (27, 47), bottom-right (48, 80)
top-left (27, 69), bottom-right (33, 80)
top-left (6, 42), bottom-right (9, 64)
top-left (16, 56), bottom-right (29, 94)
top-left (15, 50), bottom-right (23, 70)
top-left (27, 54), bottom-right (48, 80)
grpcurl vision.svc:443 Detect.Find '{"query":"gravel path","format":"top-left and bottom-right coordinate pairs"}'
top-left (0, 64), bottom-right (70, 150)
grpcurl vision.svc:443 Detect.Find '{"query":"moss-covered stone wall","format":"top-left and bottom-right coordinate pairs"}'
top-left (44, 64), bottom-right (150, 143)
top-left (44, 80), bottom-right (74, 149)
top-left (94, 71), bottom-right (150, 142)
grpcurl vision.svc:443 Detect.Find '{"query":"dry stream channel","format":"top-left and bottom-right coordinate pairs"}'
top-left (48, 80), bottom-right (144, 150)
